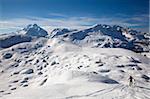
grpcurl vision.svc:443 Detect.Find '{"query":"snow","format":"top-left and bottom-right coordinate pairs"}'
top-left (0, 38), bottom-right (150, 99)
top-left (0, 24), bottom-right (150, 99)
top-left (50, 28), bottom-right (77, 38)
top-left (50, 24), bottom-right (149, 52)
top-left (24, 24), bottom-right (48, 37)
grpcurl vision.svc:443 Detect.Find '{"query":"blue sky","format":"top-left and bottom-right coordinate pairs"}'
top-left (0, 0), bottom-right (149, 33)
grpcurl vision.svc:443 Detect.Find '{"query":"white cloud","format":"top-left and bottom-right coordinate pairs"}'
top-left (0, 15), bottom-right (148, 33)
top-left (48, 13), bottom-right (67, 18)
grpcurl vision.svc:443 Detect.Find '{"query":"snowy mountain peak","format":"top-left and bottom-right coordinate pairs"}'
top-left (23, 24), bottom-right (39, 31)
top-left (0, 23), bottom-right (149, 52)
top-left (51, 24), bottom-right (149, 52)
top-left (50, 28), bottom-right (77, 38)
top-left (92, 24), bottom-right (122, 31)
top-left (93, 24), bottom-right (110, 29)
top-left (52, 28), bottom-right (71, 33)
top-left (23, 24), bottom-right (48, 37)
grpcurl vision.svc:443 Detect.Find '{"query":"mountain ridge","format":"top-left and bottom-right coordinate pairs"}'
top-left (0, 24), bottom-right (149, 53)
top-left (0, 23), bottom-right (150, 99)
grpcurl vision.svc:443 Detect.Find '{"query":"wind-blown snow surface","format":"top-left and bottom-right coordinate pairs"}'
top-left (0, 24), bottom-right (150, 99)
top-left (0, 38), bottom-right (150, 99)
top-left (49, 24), bottom-right (150, 53)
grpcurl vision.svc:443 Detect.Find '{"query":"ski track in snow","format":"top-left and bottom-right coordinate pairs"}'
top-left (64, 84), bottom-right (150, 99)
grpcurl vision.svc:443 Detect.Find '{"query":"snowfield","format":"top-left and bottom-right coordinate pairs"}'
top-left (0, 24), bottom-right (150, 99)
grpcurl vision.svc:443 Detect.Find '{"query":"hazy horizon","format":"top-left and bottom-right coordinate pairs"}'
top-left (0, 0), bottom-right (149, 33)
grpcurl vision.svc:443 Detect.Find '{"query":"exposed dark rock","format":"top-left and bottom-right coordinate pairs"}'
top-left (3, 53), bottom-right (13, 59)
top-left (12, 80), bottom-right (19, 83)
top-left (25, 24), bottom-right (48, 37)
top-left (43, 59), bottom-right (46, 62)
top-left (51, 61), bottom-right (57, 66)
top-left (77, 65), bottom-right (83, 69)
top-left (38, 72), bottom-right (43, 75)
top-left (141, 75), bottom-right (150, 82)
top-left (24, 77), bottom-right (29, 81)
top-left (20, 80), bottom-right (28, 83)
top-left (98, 64), bottom-right (103, 67)
top-left (40, 78), bottom-right (47, 86)
top-left (116, 65), bottom-right (125, 68)
top-left (131, 58), bottom-right (141, 63)
top-left (95, 60), bottom-right (101, 64)
top-left (0, 90), bottom-right (4, 93)
top-left (136, 66), bottom-right (142, 70)
top-left (99, 69), bottom-right (110, 73)
top-left (23, 84), bottom-right (28, 87)
top-left (126, 64), bottom-right (137, 67)
top-left (101, 79), bottom-right (119, 84)
top-left (10, 87), bottom-right (16, 90)
top-left (0, 34), bottom-right (32, 48)
top-left (92, 71), bottom-right (98, 74)
top-left (13, 71), bottom-right (20, 75)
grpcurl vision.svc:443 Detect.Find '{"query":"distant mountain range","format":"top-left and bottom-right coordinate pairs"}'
top-left (0, 24), bottom-right (150, 99)
top-left (0, 24), bottom-right (149, 52)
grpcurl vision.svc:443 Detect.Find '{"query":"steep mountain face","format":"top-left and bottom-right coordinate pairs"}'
top-left (50, 28), bottom-right (77, 38)
top-left (0, 24), bottom-right (149, 52)
top-left (70, 25), bottom-right (126, 41)
top-left (52, 24), bottom-right (149, 52)
top-left (0, 34), bottom-right (32, 48)
top-left (0, 24), bottom-right (48, 48)
top-left (23, 24), bottom-right (48, 37)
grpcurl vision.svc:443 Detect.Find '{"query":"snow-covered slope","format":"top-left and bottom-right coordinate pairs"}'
top-left (0, 24), bottom-right (149, 52)
top-left (50, 24), bottom-right (149, 52)
top-left (0, 24), bottom-right (150, 99)
top-left (0, 38), bottom-right (150, 99)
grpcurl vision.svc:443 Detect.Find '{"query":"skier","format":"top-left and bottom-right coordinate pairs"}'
top-left (129, 76), bottom-right (135, 87)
